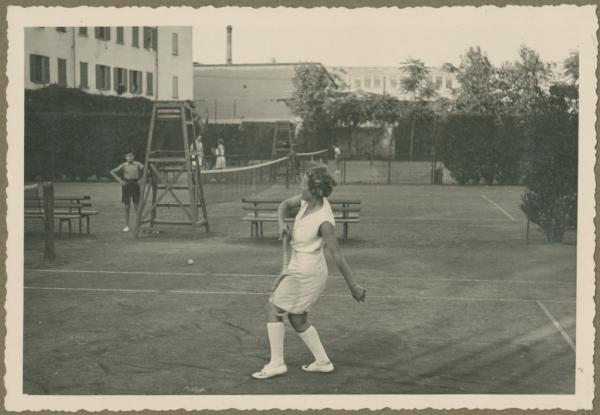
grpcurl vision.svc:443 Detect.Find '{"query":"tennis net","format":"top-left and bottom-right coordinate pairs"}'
top-left (24, 182), bottom-right (56, 261)
top-left (200, 156), bottom-right (290, 204)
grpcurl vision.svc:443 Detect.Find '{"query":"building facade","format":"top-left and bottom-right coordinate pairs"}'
top-left (328, 66), bottom-right (456, 100)
top-left (193, 62), bottom-right (333, 124)
top-left (25, 26), bottom-right (193, 100)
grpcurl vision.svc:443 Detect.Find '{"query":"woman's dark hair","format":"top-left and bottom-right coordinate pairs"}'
top-left (305, 166), bottom-right (337, 198)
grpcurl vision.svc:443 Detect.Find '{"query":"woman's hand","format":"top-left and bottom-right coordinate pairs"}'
top-left (349, 283), bottom-right (367, 302)
top-left (278, 222), bottom-right (290, 240)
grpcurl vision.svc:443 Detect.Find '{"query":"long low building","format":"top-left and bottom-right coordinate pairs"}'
top-left (193, 62), bottom-right (334, 124)
top-left (25, 26), bottom-right (193, 100)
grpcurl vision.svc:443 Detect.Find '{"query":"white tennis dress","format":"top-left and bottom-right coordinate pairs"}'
top-left (270, 198), bottom-right (336, 314)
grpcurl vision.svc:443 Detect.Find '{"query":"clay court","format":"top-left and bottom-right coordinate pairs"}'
top-left (23, 179), bottom-right (576, 395)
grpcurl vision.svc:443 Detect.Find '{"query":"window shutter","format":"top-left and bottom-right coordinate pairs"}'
top-left (139, 71), bottom-right (143, 94)
top-left (106, 67), bottom-right (111, 91)
top-left (29, 55), bottom-right (37, 82)
top-left (152, 28), bottom-right (158, 50)
top-left (113, 67), bottom-right (118, 92)
top-left (44, 57), bottom-right (50, 83)
top-left (105, 27), bottom-right (111, 41)
top-left (95, 27), bottom-right (101, 39)
top-left (95, 65), bottom-right (101, 89)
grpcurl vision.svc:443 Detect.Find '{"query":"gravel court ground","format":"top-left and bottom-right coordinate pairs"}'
top-left (23, 182), bottom-right (576, 394)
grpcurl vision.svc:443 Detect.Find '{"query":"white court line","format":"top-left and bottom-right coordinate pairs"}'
top-left (536, 300), bottom-right (576, 352)
top-left (482, 194), bottom-right (516, 221)
top-left (24, 285), bottom-right (575, 304)
top-left (27, 269), bottom-right (575, 285)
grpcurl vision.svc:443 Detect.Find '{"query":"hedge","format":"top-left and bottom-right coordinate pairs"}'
top-left (25, 86), bottom-right (153, 181)
top-left (520, 111), bottom-right (578, 242)
top-left (439, 113), bottom-right (526, 185)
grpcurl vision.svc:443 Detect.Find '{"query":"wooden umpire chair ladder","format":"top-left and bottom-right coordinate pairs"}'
top-left (272, 121), bottom-right (293, 187)
top-left (135, 101), bottom-right (209, 237)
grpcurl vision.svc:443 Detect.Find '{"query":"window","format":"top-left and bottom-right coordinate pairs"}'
top-left (80, 62), bottom-right (88, 88)
top-left (445, 77), bottom-right (453, 89)
top-left (129, 70), bottom-right (142, 94)
top-left (114, 67), bottom-right (128, 94)
top-left (30, 54), bottom-right (50, 84)
top-left (172, 76), bottom-right (179, 99)
top-left (57, 58), bottom-right (67, 87)
top-left (435, 76), bottom-right (443, 89)
top-left (364, 77), bottom-right (371, 89)
top-left (95, 64), bottom-right (111, 90)
top-left (95, 27), bottom-right (111, 41)
top-left (172, 33), bottom-right (178, 56)
top-left (56, 27), bottom-right (67, 33)
top-left (374, 77), bottom-right (381, 88)
top-left (132, 27), bottom-right (139, 47)
top-left (146, 72), bottom-right (154, 96)
top-left (354, 79), bottom-right (362, 89)
top-left (116, 27), bottom-right (124, 44)
top-left (79, 27), bottom-right (88, 36)
top-left (143, 27), bottom-right (157, 50)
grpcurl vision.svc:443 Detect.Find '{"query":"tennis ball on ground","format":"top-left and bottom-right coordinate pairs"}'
top-left (187, 259), bottom-right (194, 265)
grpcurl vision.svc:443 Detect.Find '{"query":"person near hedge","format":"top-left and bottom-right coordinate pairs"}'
top-left (110, 152), bottom-right (144, 233)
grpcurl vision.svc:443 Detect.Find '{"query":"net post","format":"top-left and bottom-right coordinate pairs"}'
top-left (42, 182), bottom-right (56, 261)
top-left (342, 159), bottom-right (346, 184)
top-left (387, 157), bottom-right (391, 184)
top-left (285, 157), bottom-right (290, 189)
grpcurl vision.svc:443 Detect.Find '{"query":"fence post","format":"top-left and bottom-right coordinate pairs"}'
top-left (42, 182), bottom-right (56, 261)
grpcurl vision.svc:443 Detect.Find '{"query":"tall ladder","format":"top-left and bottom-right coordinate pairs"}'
top-left (135, 101), bottom-right (209, 237)
top-left (272, 121), bottom-right (294, 158)
top-left (271, 121), bottom-right (293, 186)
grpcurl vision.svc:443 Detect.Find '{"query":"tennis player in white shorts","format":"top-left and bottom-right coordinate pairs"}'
top-left (252, 166), bottom-right (367, 380)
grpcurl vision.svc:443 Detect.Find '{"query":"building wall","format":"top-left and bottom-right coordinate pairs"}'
top-left (193, 64), bottom-right (297, 123)
top-left (25, 26), bottom-right (192, 100)
top-left (329, 66), bottom-right (456, 99)
top-left (157, 27), bottom-right (193, 100)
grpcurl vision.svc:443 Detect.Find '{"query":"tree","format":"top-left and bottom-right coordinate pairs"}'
top-left (496, 46), bottom-right (552, 116)
top-left (399, 58), bottom-right (437, 160)
top-left (285, 63), bottom-right (338, 149)
top-left (563, 50), bottom-right (579, 84)
top-left (454, 47), bottom-right (499, 114)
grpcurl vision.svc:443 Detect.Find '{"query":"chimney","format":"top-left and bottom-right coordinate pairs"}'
top-left (226, 25), bottom-right (232, 64)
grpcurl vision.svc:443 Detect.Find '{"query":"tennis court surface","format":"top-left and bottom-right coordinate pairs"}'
top-left (23, 183), bottom-right (576, 394)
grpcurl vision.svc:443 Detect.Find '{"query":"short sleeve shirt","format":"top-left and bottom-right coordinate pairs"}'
top-left (291, 198), bottom-right (335, 253)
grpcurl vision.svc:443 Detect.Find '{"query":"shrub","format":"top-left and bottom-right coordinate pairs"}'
top-left (520, 111), bottom-right (578, 242)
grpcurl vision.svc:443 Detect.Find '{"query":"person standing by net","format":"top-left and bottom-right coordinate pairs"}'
top-left (191, 134), bottom-right (204, 169)
top-left (252, 166), bottom-right (367, 380)
top-left (110, 152), bottom-right (144, 232)
top-left (215, 138), bottom-right (226, 169)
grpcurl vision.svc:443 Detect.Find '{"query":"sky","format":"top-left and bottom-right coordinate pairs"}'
top-left (192, 6), bottom-right (587, 68)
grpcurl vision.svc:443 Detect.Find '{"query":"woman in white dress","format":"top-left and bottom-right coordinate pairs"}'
top-left (252, 166), bottom-right (367, 380)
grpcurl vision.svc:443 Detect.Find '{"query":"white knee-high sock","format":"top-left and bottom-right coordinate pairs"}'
top-left (298, 326), bottom-right (330, 364)
top-left (267, 322), bottom-right (285, 366)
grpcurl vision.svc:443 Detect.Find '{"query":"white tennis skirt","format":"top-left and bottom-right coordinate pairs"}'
top-left (269, 249), bottom-right (328, 314)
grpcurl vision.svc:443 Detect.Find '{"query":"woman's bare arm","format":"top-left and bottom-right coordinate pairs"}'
top-left (320, 222), bottom-right (367, 302)
top-left (277, 195), bottom-right (302, 238)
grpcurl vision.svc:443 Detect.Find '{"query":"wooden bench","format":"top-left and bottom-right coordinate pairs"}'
top-left (25, 193), bottom-right (100, 235)
top-left (242, 197), bottom-right (361, 240)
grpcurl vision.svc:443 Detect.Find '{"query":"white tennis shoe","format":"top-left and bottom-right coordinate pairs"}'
top-left (301, 361), bottom-right (335, 373)
top-left (251, 364), bottom-right (287, 379)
